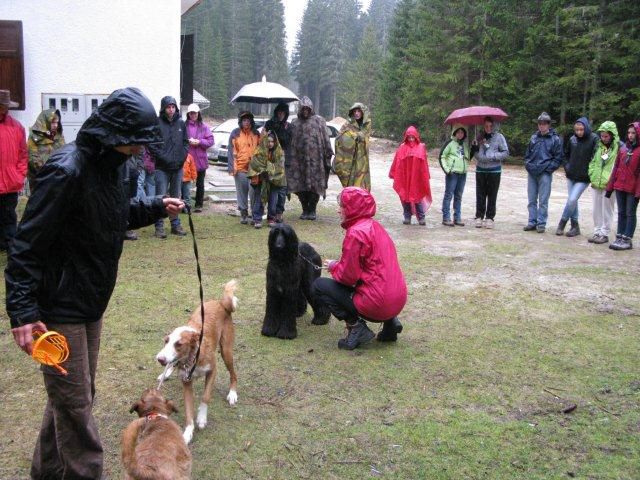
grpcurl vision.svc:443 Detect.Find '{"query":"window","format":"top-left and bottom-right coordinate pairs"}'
top-left (0, 21), bottom-right (25, 110)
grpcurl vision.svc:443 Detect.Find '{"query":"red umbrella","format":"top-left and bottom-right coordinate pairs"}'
top-left (444, 106), bottom-right (509, 126)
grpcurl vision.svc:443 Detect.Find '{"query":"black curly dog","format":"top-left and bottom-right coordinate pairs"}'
top-left (261, 224), bottom-right (331, 339)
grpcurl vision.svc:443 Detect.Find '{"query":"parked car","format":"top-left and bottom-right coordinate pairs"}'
top-left (208, 118), bottom-right (342, 165)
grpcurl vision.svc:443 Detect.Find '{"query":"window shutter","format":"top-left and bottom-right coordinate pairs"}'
top-left (0, 20), bottom-right (25, 110)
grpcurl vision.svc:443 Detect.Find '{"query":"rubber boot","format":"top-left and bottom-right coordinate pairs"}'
top-left (555, 218), bottom-right (568, 236)
top-left (566, 219), bottom-right (581, 237)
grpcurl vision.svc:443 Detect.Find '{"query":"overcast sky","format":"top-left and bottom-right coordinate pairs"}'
top-left (282, 0), bottom-right (372, 57)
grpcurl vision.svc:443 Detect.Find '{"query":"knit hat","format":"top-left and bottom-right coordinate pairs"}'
top-left (0, 90), bottom-right (19, 108)
top-left (537, 112), bottom-right (552, 123)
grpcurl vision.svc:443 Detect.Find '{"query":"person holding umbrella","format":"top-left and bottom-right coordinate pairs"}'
top-left (471, 116), bottom-right (509, 229)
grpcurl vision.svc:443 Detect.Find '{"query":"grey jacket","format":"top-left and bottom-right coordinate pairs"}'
top-left (473, 132), bottom-right (509, 171)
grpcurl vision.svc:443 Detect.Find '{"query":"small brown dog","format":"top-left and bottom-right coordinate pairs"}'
top-left (121, 388), bottom-right (191, 480)
top-left (156, 279), bottom-right (238, 444)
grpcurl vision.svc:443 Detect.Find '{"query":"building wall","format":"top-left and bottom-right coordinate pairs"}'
top-left (0, 0), bottom-right (182, 139)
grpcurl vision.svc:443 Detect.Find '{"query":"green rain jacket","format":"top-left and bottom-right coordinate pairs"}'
top-left (27, 109), bottom-right (65, 184)
top-left (440, 124), bottom-right (469, 174)
top-left (333, 102), bottom-right (371, 190)
top-left (247, 134), bottom-right (287, 204)
top-left (588, 121), bottom-right (620, 189)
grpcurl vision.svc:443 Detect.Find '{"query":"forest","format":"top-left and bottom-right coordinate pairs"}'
top-left (182, 0), bottom-right (640, 152)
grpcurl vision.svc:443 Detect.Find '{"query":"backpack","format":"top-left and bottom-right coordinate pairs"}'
top-left (438, 138), bottom-right (454, 174)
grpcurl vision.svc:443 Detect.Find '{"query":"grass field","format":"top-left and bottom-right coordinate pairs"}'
top-left (1, 157), bottom-right (639, 479)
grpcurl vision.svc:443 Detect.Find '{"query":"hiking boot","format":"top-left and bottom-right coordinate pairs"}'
top-left (338, 320), bottom-right (375, 350)
top-left (376, 317), bottom-right (403, 342)
top-left (124, 230), bottom-right (138, 241)
top-left (475, 218), bottom-right (483, 228)
top-left (267, 218), bottom-right (276, 228)
top-left (194, 205), bottom-right (203, 213)
top-left (536, 225), bottom-right (546, 233)
top-left (484, 219), bottom-right (494, 229)
top-left (403, 217), bottom-right (411, 225)
top-left (442, 219), bottom-right (454, 227)
top-left (254, 221), bottom-right (262, 229)
top-left (566, 219), bottom-right (581, 237)
top-left (454, 220), bottom-right (465, 226)
top-left (171, 225), bottom-right (187, 236)
top-left (555, 218), bottom-right (568, 236)
top-left (587, 234), bottom-right (598, 243)
top-left (154, 226), bottom-right (167, 239)
top-left (299, 211), bottom-right (309, 220)
top-left (275, 213), bottom-right (283, 223)
top-left (523, 224), bottom-right (537, 231)
top-left (592, 235), bottom-right (609, 244)
top-left (609, 235), bottom-right (623, 250)
top-left (418, 218), bottom-right (426, 226)
top-left (618, 236), bottom-right (633, 250)
top-left (240, 209), bottom-right (249, 224)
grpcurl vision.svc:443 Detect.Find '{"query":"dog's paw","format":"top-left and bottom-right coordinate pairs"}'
top-left (183, 424), bottom-right (194, 444)
top-left (276, 328), bottom-right (297, 340)
top-left (311, 316), bottom-right (330, 325)
top-left (196, 403), bottom-right (208, 429)
top-left (261, 326), bottom-right (277, 337)
top-left (227, 389), bottom-right (238, 406)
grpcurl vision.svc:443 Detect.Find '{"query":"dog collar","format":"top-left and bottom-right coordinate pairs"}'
top-left (145, 412), bottom-right (168, 421)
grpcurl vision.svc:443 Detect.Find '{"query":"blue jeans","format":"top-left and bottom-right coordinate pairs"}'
top-left (442, 173), bottom-right (466, 221)
top-left (155, 169), bottom-right (183, 228)
top-left (616, 190), bottom-right (639, 238)
top-left (527, 172), bottom-right (552, 227)
top-left (136, 169), bottom-right (147, 201)
top-left (145, 170), bottom-right (156, 197)
top-left (561, 178), bottom-right (589, 222)
top-left (402, 201), bottom-right (425, 220)
top-left (181, 181), bottom-right (192, 208)
top-left (252, 184), bottom-right (285, 222)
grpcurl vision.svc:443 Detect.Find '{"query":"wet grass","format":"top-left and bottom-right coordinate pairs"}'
top-left (1, 197), bottom-right (639, 479)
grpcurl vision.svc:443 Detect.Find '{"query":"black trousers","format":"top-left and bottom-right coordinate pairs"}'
top-left (195, 170), bottom-right (206, 207)
top-left (475, 171), bottom-right (501, 220)
top-left (296, 191), bottom-right (320, 214)
top-left (0, 192), bottom-right (18, 250)
top-left (312, 277), bottom-right (358, 324)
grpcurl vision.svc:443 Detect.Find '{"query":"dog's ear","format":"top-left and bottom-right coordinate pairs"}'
top-left (166, 400), bottom-right (179, 414)
top-left (129, 401), bottom-right (141, 414)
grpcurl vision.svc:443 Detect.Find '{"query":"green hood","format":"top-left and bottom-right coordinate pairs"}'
top-left (450, 123), bottom-right (468, 141)
top-left (589, 120), bottom-right (620, 189)
top-left (348, 102), bottom-right (371, 127)
top-left (30, 108), bottom-right (63, 143)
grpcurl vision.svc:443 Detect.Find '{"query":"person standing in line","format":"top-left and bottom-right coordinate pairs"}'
top-left (555, 117), bottom-right (599, 237)
top-left (587, 121), bottom-right (621, 244)
top-left (148, 96), bottom-right (188, 238)
top-left (389, 125), bottom-right (432, 225)
top-left (6, 87), bottom-right (184, 480)
top-left (605, 122), bottom-right (640, 251)
top-left (228, 111), bottom-right (260, 225)
top-left (0, 90), bottom-right (28, 252)
top-left (471, 116), bottom-right (509, 229)
top-left (440, 124), bottom-right (470, 226)
top-left (334, 102), bottom-right (372, 191)
top-left (185, 103), bottom-right (213, 212)
top-left (264, 103), bottom-right (291, 223)
top-left (288, 96), bottom-right (333, 221)
top-left (523, 112), bottom-right (564, 233)
top-left (27, 108), bottom-right (65, 192)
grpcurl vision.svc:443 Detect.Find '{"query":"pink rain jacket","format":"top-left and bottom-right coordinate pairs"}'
top-left (328, 187), bottom-right (407, 321)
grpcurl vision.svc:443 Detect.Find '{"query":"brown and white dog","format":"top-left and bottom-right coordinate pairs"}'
top-left (156, 279), bottom-right (238, 444)
top-left (121, 388), bottom-right (191, 480)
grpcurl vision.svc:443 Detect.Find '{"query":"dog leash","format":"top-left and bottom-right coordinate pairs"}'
top-left (298, 252), bottom-right (325, 271)
top-left (184, 204), bottom-right (205, 382)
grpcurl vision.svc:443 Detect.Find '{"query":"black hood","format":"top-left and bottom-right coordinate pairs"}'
top-left (272, 102), bottom-right (289, 123)
top-left (160, 95), bottom-right (180, 120)
top-left (575, 116), bottom-right (593, 139)
top-left (238, 110), bottom-right (256, 130)
top-left (76, 87), bottom-right (162, 151)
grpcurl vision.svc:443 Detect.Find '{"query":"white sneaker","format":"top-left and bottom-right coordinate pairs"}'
top-left (484, 219), bottom-right (494, 229)
top-left (475, 218), bottom-right (483, 228)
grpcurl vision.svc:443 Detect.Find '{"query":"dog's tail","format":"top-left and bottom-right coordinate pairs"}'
top-left (221, 279), bottom-right (238, 313)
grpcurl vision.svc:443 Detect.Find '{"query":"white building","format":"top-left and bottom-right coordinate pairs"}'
top-left (0, 0), bottom-right (200, 141)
